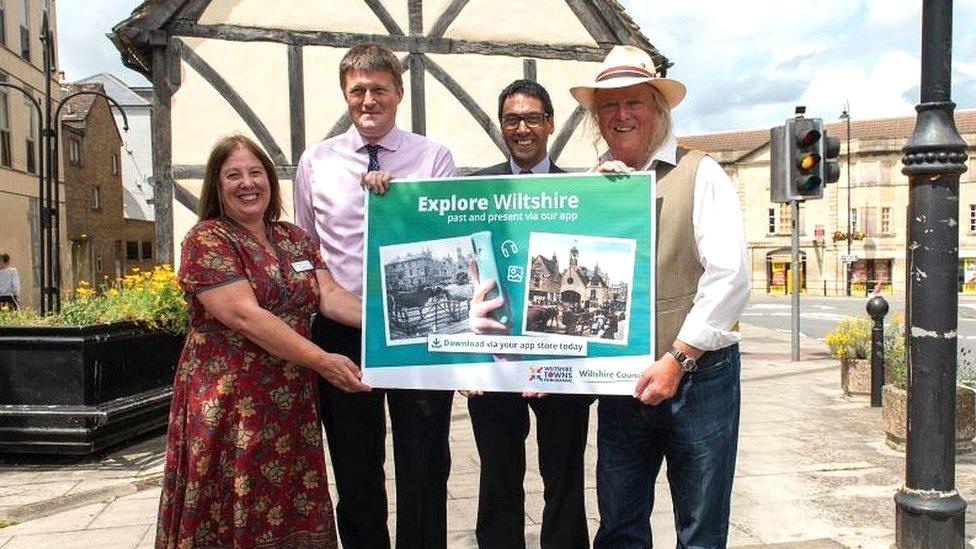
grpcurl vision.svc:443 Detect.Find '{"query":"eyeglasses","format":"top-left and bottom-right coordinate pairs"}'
top-left (500, 112), bottom-right (550, 130)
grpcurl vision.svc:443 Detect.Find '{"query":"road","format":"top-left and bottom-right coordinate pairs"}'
top-left (741, 293), bottom-right (976, 344)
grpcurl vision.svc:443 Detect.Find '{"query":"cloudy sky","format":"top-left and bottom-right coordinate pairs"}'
top-left (57, 0), bottom-right (976, 135)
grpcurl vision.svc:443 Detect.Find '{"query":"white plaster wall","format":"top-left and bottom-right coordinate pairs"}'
top-left (113, 107), bottom-right (154, 217)
top-left (444, 0), bottom-right (597, 46)
top-left (200, 0), bottom-right (391, 33)
top-left (172, 38), bottom-right (292, 166)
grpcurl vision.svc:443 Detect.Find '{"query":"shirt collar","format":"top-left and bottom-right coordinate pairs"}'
top-left (510, 155), bottom-right (551, 174)
top-left (350, 125), bottom-right (403, 153)
top-left (599, 132), bottom-right (678, 171)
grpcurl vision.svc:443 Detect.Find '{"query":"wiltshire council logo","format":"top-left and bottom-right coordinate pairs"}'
top-left (526, 365), bottom-right (573, 383)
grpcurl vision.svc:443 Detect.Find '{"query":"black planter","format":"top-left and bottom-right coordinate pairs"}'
top-left (0, 322), bottom-right (184, 455)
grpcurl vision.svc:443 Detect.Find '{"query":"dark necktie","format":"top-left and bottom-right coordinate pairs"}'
top-left (519, 169), bottom-right (532, 175)
top-left (366, 144), bottom-right (381, 171)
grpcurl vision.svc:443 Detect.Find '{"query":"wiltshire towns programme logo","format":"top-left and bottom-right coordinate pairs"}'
top-left (526, 364), bottom-right (573, 383)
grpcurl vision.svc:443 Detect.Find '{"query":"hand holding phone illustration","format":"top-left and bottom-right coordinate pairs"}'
top-left (471, 231), bottom-right (511, 325)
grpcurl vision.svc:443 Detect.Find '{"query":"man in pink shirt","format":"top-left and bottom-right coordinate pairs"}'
top-left (293, 43), bottom-right (456, 549)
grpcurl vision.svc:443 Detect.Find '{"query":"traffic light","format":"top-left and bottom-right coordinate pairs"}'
top-left (770, 116), bottom-right (839, 203)
top-left (792, 117), bottom-right (824, 199)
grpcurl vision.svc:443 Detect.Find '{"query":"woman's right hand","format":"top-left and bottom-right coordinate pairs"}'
top-left (319, 352), bottom-right (371, 393)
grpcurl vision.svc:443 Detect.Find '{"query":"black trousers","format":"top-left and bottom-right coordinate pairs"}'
top-left (312, 315), bottom-right (453, 549)
top-left (0, 296), bottom-right (18, 310)
top-left (468, 392), bottom-right (594, 549)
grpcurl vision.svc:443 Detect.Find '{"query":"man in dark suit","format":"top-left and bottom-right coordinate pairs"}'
top-left (464, 79), bottom-right (592, 549)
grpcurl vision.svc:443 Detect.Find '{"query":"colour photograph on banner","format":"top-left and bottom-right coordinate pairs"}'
top-left (362, 172), bottom-right (654, 395)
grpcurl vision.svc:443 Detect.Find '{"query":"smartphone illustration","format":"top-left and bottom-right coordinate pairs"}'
top-left (471, 231), bottom-right (511, 325)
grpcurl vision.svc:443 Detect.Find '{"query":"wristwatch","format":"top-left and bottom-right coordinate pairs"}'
top-left (667, 347), bottom-right (699, 373)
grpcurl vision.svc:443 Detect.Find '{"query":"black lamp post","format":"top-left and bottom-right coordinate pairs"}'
top-left (1, 14), bottom-right (128, 314)
top-left (896, 0), bottom-right (968, 546)
top-left (840, 108), bottom-right (852, 296)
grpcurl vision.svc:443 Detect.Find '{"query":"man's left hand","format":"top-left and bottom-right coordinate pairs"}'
top-left (361, 170), bottom-right (393, 194)
top-left (633, 354), bottom-right (683, 406)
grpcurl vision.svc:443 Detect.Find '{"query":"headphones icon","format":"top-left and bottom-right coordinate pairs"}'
top-left (500, 240), bottom-right (518, 258)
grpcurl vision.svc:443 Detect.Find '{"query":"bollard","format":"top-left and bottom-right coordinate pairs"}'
top-left (866, 295), bottom-right (889, 407)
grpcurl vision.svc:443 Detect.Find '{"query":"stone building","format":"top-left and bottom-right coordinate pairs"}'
top-left (0, 0), bottom-right (65, 308)
top-left (680, 110), bottom-right (976, 296)
top-left (110, 0), bottom-right (666, 266)
top-left (383, 249), bottom-right (459, 292)
top-left (76, 73), bottom-right (156, 224)
top-left (61, 83), bottom-right (155, 288)
top-left (530, 246), bottom-right (611, 308)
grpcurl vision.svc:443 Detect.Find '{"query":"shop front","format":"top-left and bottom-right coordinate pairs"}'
top-left (850, 258), bottom-right (893, 295)
top-left (767, 250), bottom-right (806, 294)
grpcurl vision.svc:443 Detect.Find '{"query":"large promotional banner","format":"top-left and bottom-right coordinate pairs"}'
top-left (362, 172), bottom-right (654, 395)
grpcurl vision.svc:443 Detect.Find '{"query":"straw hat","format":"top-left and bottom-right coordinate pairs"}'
top-left (570, 45), bottom-right (686, 110)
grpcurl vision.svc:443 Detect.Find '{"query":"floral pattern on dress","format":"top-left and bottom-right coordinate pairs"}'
top-left (156, 218), bottom-right (337, 549)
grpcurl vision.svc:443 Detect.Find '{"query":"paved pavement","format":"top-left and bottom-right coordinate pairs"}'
top-left (1, 323), bottom-right (975, 548)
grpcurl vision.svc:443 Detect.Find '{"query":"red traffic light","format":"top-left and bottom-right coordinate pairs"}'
top-left (796, 129), bottom-right (821, 148)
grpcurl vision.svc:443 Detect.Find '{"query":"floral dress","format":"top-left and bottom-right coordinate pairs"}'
top-left (156, 218), bottom-right (337, 549)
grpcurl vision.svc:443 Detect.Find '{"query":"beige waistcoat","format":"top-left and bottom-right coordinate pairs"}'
top-left (654, 148), bottom-right (706, 359)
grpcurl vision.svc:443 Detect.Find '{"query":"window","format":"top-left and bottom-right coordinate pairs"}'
top-left (767, 208), bottom-right (776, 234)
top-left (0, 73), bottom-right (9, 168)
top-left (850, 208), bottom-right (859, 233)
top-left (881, 207), bottom-right (891, 234)
top-left (141, 241), bottom-right (152, 260)
top-left (95, 257), bottom-right (103, 273)
top-left (68, 139), bottom-right (81, 164)
top-left (126, 241), bottom-right (139, 260)
top-left (111, 152), bottom-right (118, 175)
top-left (18, 0), bottom-right (28, 61)
top-left (92, 186), bottom-right (101, 210)
top-left (970, 205), bottom-right (976, 232)
top-left (24, 95), bottom-right (35, 173)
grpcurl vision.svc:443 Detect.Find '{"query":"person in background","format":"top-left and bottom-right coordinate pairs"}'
top-left (0, 253), bottom-right (20, 310)
top-left (155, 134), bottom-right (369, 548)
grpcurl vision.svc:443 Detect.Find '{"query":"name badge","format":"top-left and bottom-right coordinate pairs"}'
top-left (291, 260), bottom-right (314, 273)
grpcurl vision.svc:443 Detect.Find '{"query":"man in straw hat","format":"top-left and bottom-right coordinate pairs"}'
top-left (571, 45), bottom-right (750, 547)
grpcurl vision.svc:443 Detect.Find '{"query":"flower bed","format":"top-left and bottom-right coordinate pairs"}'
top-left (0, 266), bottom-right (187, 455)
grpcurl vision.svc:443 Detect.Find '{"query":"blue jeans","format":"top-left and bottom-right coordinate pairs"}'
top-left (594, 345), bottom-right (741, 549)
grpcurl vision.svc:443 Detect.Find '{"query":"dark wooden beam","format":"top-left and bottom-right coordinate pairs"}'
top-left (167, 22), bottom-right (610, 62)
top-left (422, 54), bottom-right (507, 155)
top-left (564, 0), bottom-right (617, 46)
top-left (150, 40), bottom-right (178, 264)
top-left (175, 39), bottom-right (288, 165)
top-left (325, 114), bottom-right (352, 140)
top-left (175, 0), bottom-right (210, 22)
top-left (523, 58), bottom-right (537, 82)
top-left (363, 0), bottom-right (405, 36)
top-left (408, 0), bottom-right (423, 35)
top-left (288, 44), bottom-right (306, 163)
top-left (174, 164), bottom-right (296, 180)
top-left (141, 0), bottom-right (186, 32)
top-left (428, 0), bottom-right (470, 39)
top-left (549, 105), bottom-right (588, 163)
top-left (409, 54), bottom-right (426, 135)
top-left (173, 181), bottom-right (199, 213)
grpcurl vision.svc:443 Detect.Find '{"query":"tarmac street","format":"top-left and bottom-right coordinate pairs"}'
top-left (1, 322), bottom-right (975, 548)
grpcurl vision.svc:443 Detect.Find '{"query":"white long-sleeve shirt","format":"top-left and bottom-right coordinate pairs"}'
top-left (0, 267), bottom-right (20, 297)
top-left (604, 133), bottom-right (751, 351)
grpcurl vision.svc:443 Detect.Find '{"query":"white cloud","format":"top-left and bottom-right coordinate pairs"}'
top-left (865, 0), bottom-right (921, 27)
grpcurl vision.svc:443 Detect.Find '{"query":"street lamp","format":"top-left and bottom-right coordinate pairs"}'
top-left (896, 0), bottom-right (968, 545)
top-left (1, 14), bottom-right (129, 314)
top-left (839, 107), bottom-right (852, 297)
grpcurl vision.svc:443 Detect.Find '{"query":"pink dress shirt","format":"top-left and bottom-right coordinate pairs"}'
top-left (293, 126), bottom-right (456, 296)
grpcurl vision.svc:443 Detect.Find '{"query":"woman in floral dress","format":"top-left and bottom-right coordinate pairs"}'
top-left (156, 135), bottom-right (370, 548)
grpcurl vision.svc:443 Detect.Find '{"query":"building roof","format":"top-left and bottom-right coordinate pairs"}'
top-left (123, 183), bottom-right (155, 221)
top-left (111, 0), bottom-right (666, 78)
top-left (76, 73), bottom-right (152, 107)
top-left (60, 83), bottom-right (118, 136)
top-left (679, 109), bottom-right (976, 154)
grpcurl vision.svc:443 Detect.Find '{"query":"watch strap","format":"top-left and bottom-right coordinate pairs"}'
top-left (667, 347), bottom-right (698, 373)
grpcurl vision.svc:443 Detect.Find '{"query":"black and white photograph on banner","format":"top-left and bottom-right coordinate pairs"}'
top-left (379, 236), bottom-right (476, 345)
top-left (522, 232), bottom-right (636, 345)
